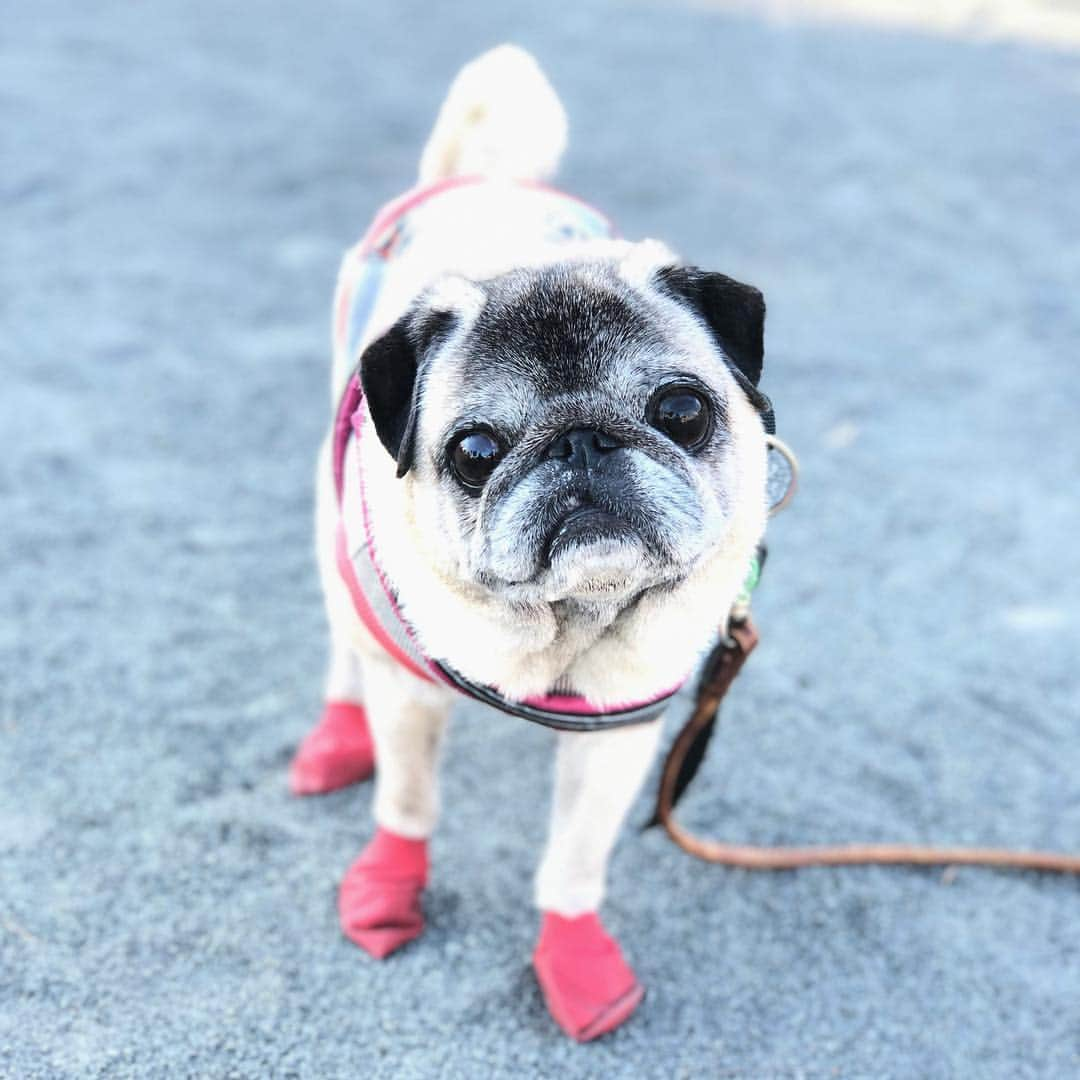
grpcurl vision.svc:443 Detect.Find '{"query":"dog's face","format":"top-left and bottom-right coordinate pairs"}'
top-left (360, 250), bottom-right (769, 611)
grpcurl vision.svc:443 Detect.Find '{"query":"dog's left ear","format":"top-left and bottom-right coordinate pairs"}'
top-left (359, 307), bottom-right (454, 478)
top-left (655, 266), bottom-right (765, 387)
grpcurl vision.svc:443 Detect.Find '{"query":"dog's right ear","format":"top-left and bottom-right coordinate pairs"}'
top-left (359, 307), bottom-right (454, 478)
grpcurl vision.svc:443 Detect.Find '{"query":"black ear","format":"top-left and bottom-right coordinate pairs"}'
top-left (655, 266), bottom-right (765, 387)
top-left (358, 308), bottom-right (454, 478)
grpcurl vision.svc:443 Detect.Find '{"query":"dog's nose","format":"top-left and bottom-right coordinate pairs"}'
top-left (544, 428), bottom-right (623, 471)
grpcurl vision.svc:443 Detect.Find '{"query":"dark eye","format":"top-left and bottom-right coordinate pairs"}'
top-left (649, 387), bottom-right (712, 450)
top-left (450, 430), bottom-right (504, 491)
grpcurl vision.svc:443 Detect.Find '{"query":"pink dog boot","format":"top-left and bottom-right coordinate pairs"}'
top-left (289, 701), bottom-right (375, 795)
top-left (339, 827), bottom-right (429, 959)
top-left (533, 911), bottom-right (645, 1041)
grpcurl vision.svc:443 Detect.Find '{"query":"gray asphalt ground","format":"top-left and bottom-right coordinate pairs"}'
top-left (3, 1), bottom-right (1079, 1076)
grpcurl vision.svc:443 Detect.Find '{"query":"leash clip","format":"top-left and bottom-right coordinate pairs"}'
top-left (766, 434), bottom-right (799, 516)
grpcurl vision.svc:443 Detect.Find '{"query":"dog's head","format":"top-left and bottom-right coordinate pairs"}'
top-left (359, 246), bottom-right (769, 610)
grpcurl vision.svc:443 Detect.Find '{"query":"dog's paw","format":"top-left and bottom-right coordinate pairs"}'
top-left (289, 701), bottom-right (375, 795)
top-left (338, 827), bottom-right (428, 959)
top-left (533, 911), bottom-right (645, 1041)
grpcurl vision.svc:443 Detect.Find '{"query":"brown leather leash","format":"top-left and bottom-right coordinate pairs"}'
top-left (650, 615), bottom-right (1080, 874)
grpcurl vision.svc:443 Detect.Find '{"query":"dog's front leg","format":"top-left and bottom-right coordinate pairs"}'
top-left (533, 720), bottom-right (662, 1040)
top-left (338, 652), bottom-right (454, 960)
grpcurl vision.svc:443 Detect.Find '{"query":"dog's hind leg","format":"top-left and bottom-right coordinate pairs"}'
top-left (289, 636), bottom-right (374, 796)
top-left (338, 653), bottom-right (454, 960)
top-left (533, 720), bottom-right (662, 1041)
top-left (290, 438), bottom-right (378, 796)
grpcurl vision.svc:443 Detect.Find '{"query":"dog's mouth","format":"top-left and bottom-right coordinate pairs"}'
top-left (542, 505), bottom-right (639, 567)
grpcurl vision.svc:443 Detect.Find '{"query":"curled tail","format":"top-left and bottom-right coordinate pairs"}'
top-left (418, 45), bottom-right (568, 184)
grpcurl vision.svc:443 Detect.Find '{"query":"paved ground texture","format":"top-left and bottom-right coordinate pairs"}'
top-left (3, 1), bottom-right (1079, 1077)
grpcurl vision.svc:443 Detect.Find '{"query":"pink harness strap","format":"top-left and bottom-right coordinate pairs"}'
top-left (334, 375), bottom-right (444, 686)
top-left (334, 523), bottom-right (436, 686)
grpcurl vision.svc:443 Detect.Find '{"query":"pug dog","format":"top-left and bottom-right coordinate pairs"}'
top-left (290, 44), bottom-right (771, 1041)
